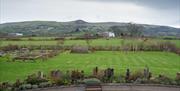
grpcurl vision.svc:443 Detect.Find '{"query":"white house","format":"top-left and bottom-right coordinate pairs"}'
top-left (107, 32), bottom-right (115, 37)
top-left (102, 32), bottom-right (115, 37)
top-left (8, 33), bottom-right (23, 37)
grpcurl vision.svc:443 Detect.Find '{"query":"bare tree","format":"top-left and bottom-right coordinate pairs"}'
top-left (84, 33), bottom-right (92, 47)
top-left (55, 37), bottom-right (65, 45)
top-left (126, 23), bottom-right (144, 37)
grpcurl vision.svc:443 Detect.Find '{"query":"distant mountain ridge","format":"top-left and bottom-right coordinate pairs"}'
top-left (0, 20), bottom-right (179, 37)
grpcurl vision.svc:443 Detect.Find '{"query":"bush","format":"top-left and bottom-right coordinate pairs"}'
top-left (55, 79), bottom-right (64, 86)
top-left (129, 70), bottom-right (144, 81)
top-left (175, 72), bottom-right (180, 85)
top-left (1, 45), bottom-right (19, 51)
top-left (0, 82), bottom-right (12, 91)
top-left (116, 75), bottom-right (126, 83)
top-left (6, 38), bottom-right (21, 41)
top-left (175, 79), bottom-right (180, 85)
top-left (13, 79), bottom-right (22, 88)
top-left (71, 46), bottom-right (89, 53)
top-left (71, 70), bottom-right (84, 84)
top-left (150, 75), bottom-right (174, 85)
top-left (25, 74), bottom-right (48, 85)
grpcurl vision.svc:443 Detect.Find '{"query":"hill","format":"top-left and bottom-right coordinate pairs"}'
top-left (0, 20), bottom-right (179, 37)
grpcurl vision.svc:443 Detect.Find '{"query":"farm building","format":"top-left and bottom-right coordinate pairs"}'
top-left (97, 32), bottom-right (115, 38)
top-left (8, 33), bottom-right (23, 37)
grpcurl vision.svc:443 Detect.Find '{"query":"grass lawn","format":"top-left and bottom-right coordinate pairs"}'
top-left (0, 51), bottom-right (179, 82)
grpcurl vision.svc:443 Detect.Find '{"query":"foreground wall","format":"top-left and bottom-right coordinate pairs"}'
top-left (28, 84), bottom-right (180, 91)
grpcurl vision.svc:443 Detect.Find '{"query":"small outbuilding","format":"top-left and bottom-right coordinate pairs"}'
top-left (97, 32), bottom-right (115, 38)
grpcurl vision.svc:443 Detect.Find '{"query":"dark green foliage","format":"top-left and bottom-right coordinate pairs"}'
top-left (109, 23), bottom-right (144, 37)
top-left (103, 68), bottom-right (114, 83)
top-left (71, 70), bottom-right (84, 84)
top-left (125, 69), bottom-right (130, 82)
top-left (109, 26), bottom-right (128, 37)
top-left (93, 67), bottom-right (98, 76)
top-left (126, 23), bottom-right (144, 37)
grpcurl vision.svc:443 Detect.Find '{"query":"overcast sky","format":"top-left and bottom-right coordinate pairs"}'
top-left (0, 0), bottom-right (180, 28)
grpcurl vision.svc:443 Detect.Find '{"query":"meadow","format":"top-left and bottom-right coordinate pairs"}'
top-left (0, 51), bottom-right (179, 82)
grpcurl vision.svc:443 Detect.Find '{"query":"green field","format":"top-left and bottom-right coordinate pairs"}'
top-left (1, 38), bottom-right (180, 47)
top-left (0, 51), bottom-right (179, 82)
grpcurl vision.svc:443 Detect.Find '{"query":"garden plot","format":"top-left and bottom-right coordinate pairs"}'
top-left (2, 48), bottom-right (60, 62)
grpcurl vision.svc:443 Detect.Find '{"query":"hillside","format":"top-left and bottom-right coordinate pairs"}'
top-left (0, 20), bottom-right (179, 37)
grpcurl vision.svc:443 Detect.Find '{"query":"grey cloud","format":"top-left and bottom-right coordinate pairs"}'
top-left (0, 0), bottom-right (179, 27)
top-left (81, 0), bottom-right (180, 9)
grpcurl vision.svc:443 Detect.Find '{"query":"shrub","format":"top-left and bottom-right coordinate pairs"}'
top-left (104, 68), bottom-right (114, 82)
top-left (175, 72), bottom-right (180, 85)
top-left (71, 46), bottom-right (89, 53)
top-left (13, 79), bottom-right (22, 88)
top-left (71, 70), bottom-right (84, 84)
top-left (116, 75), bottom-right (126, 83)
top-left (6, 38), bottom-right (21, 41)
top-left (143, 67), bottom-right (152, 80)
top-left (129, 70), bottom-right (144, 82)
top-left (0, 82), bottom-right (12, 91)
top-left (125, 69), bottom-right (130, 82)
top-left (55, 79), bottom-right (64, 86)
top-left (92, 67), bottom-right (98, 76)
top-left (49, 70), bottom-right (64, 85)
top-left (1, 44), bottom-right (19, 51)
top-left (25, 73), bottom-right (48, 85)
top-left (150, 75), bottom-right (174, 85)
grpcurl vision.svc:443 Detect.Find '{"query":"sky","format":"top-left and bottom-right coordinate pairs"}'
top-left (0, 0), bottom-right (180, 28)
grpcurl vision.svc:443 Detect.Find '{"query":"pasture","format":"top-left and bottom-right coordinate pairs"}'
top-left (0, 51), bottom-right (179, 82)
